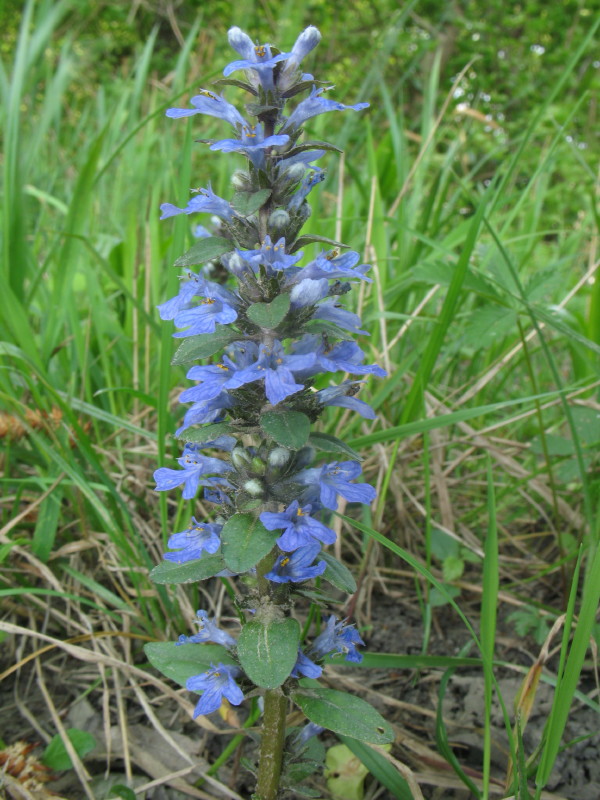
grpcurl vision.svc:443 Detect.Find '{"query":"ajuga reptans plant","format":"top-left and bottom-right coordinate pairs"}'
top-left (145, 25), bottom-right (392, 800)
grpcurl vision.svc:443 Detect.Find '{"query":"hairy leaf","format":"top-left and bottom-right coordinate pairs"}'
top-left (292, 686), bottom-right (393, 744)
top-left (174, 236), bottom-right (234, 267)
top-left (237, 618), bottom-right (300, 688)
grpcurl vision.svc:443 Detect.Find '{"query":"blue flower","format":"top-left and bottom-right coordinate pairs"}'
top-left (290, 648), bottom-right (322, 679)
top-left (154, 444), bottom-right (232, 500)
top-left (157, 269), bottom-right (206, 321)
top-left (180, 363), bottom-right (237, 403)
top-left (209, 124), bottom-right (289, 169)
top-left (204, 486), bottom-right (233, 505)
top-left (186, 663), bottom-right (244, 717)
top-left (275, 149), bottom-right (326, 173)
top-left (237, 236), bottom-right (302, 274)
top-left (224, 340), bottom-right (316, 406)
top-left (298, 250), bottom-right (372, 283)
top-left (312, 298), bottom-right (368, 335)
top-left (225, 27), bottom-right (291, 91)
top-left (296, 722), bottom-right (325, 745)
top-left (287, 169), bottom-right (326, 211)
top-left (160, 185), bottom-right (234, 221)
top-left (164, 518), bottom-right (222, 562)
top-left (310, 615), bottom-right (365, 664)
top-left (264, 543), bottom-right (326, 583)
top-left (292, 336), bottom-right (386, 380)
top-left (173, 295), bottom-right (238, 338)
top-left (166, 89), bottom-right (247, 129)
top-left (175, 391), bottom-right (235, 436)
top-left (177, 609), bottom-right (237, 647)
top-left (316, 381), bottom-right (375, 420)
top-left (282, 87), bottom-right (368, 132)
top-left (289, 278), bottom-right (329, 309)
top-left (277, 26), bottom-right (322, 91)
top-left (260, 501), bottom-right (336, 552)
top-left (296, 460), bottom-right (376, 510)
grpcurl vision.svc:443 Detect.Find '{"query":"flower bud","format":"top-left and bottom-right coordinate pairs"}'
top-left (232, 447), bottom-right (251, 469)
top-left (243, 479), bottom-right (264, 497)
top-left (251, 456), bottom-right (266, 475)
top-left (268, 209), bottom-right (290, 233)
top-left (280, 162), bottom-right (306, 183)
top-left (231, 169), bottom-right (250, 191)
top-left (268, 447), bottom-right (291, 468)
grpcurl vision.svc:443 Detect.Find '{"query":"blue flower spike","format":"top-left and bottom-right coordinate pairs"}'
top-left (154, 22), bottom-right (385, 769)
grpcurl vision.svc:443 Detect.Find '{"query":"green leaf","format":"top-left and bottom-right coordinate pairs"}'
top-left (284, 140), bottom-right (343, 155)
top-left (171, 327), bottom-right (240, 365)
top-left (174, 236), bottom-right (233, 267)
top-left (246, 293), bottom-right (291, 329)
top-left (212, 77), bottom-right (258, 95)
top-left (144, 642), bottom-right (235, 687)
top-left (177, 421), bottom-right (235, 443)
top-left (232, 188), bottom-right (271, 216)
top-left (442, 555), bottom-right (465, 582)
top-left (42, 728), bottom-right (96, 771)
top-left (303, 319), bottom-right (353, 339)
top-left (292, 687), bottom-right (393, 744)
top-left (339, 737), bottom-right (412, 800)
top-left (150, 555), bottom-right (225, 584)
top-left (321, 552), bottom-right (357, 593)
top-left (260, 410), bottom-right (310, 449)
top-left (237, 618), bottom-right (300, 688)
top-left (429, 585), bottom-right (461, 607)
top-left (308, 432), bottom-right (363, 461)
top-left (108, 786), bottom-right (137, 800)
top-left (220, 513), bottom-right (276, 573)
top-left (290, 234), bottom-right (347, 253)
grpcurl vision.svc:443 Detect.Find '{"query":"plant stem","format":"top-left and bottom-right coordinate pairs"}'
top-left (255, 687), bottom-right (287, 800)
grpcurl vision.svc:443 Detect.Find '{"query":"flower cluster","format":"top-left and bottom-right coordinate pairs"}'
top-left (153, 25), bottom-right (384, 718)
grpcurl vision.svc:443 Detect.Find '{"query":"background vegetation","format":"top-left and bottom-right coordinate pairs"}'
top-left (1, 0), bottom-right (598, 798)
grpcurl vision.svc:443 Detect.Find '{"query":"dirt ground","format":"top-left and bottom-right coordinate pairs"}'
top-left (1, 588), bottom-right (598, 800)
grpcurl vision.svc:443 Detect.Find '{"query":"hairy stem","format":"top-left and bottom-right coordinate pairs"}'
top-left (256, 688), bottom-right (287, 800)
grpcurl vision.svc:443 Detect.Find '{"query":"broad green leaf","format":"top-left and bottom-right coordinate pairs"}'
top-left (308, 432), bottom-right (363, 461)
top-left (150, 555), bottom-right (225, 584)
top-left (246, 293), bottom-right (291, 329)
top-left (321, 552), bottom-right (357, 593)
top-left (220, 513), bottom-right (276, 573)
top-left (232, 188), bottom-right (271, 216)
top-left (292, 687), bottom-right (393, 744)
top-left (260, 410), bottom-right (310, 449)
top-left (42, 728), bottom-right (96, 771)
top-left (171, 327), bottom-right (240, 365)
top-left (174, 236), bottom-right (233, 267)
top-left (237, 618), bottom-right (300, 688)
top-left (144, 642), bottom-right (235, 687)
top-left (177, 421), bottom-right (235, 443)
